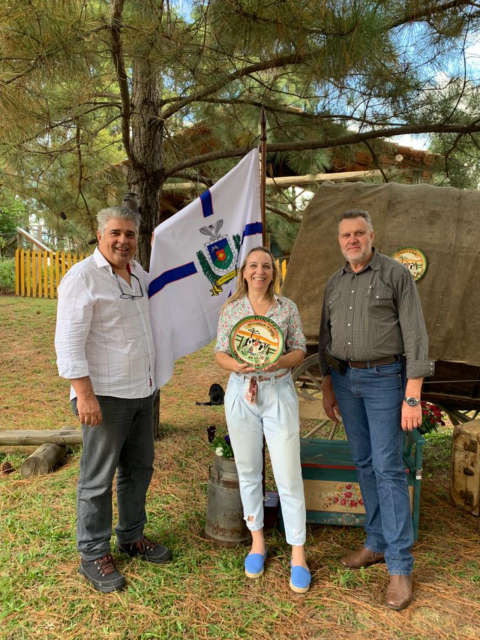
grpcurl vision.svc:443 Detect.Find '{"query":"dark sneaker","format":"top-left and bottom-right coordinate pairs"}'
top-left (117, 537), bottom-right (171, 564)
top-left (79, 554), bottom-right (126, 593)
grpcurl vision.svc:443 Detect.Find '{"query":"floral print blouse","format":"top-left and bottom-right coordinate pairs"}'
top-left (215, 295), bottom-right (306, 375)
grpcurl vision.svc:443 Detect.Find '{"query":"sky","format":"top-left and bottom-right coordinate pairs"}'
top-left (391, 33), bottom-right (480, 151)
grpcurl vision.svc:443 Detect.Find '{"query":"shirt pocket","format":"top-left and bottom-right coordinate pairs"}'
top-left (366, 285), bottom-right (395, 321)
top-left (327, 290), bottom-right (342, 322)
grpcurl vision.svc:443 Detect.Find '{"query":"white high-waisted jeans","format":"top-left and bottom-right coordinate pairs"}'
top-left (225, 372), bottom-right (306, 546)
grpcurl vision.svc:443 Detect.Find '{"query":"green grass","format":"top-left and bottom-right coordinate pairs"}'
top-left (1, 296), bottom-right (480, 639)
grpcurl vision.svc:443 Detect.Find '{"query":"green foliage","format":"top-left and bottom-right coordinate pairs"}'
top-left (266, 210), bottom-right (300, 255)
top-left (211, 433), bottom-right (234, 459)
top-left (0, 194), bottom-right (29, 249)
top-left (0, 0), bottom-right (479, 255)
top-left (0, 257), bottom-right (15, 293)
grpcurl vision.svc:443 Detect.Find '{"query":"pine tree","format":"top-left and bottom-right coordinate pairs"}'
top-left (0, 0), bottom-right (479, 265)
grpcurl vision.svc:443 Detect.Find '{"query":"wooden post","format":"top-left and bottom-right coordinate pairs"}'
top-left (0, 429), bottom-right (82, 446)
top-left (259, 107), bottom-right (268, 500)
top-left (15, 248), bottom-right (20, 296)
top-left (20, 427), bottom-right (75, 478)
top-left (21, 442), bottom-right (67, 477)
top-left (43, 250), bottom-right (48, 298)
top-left (31, 249), bottom-right (37, 298)
top-left (26, 249), bottom-right (31, 297)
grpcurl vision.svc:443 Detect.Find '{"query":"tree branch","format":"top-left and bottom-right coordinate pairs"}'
top-left (392, 0), bottom-right (477, 28)
top-left (190, 97), bottom-right (401, 127)
top-left (363, 140), bottom-right (389, 183)
top-left (164, 120), bottom-right (480, 176)
top-left (75, 121), bottom-right (92, 219)
top-left (266, 204), bottom-right (302, 224)
top-left (161, 51), bottom-right (313, 119)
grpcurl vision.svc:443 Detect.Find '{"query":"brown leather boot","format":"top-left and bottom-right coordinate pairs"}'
top-left (385, 575), bottom-right (413, 610)
top-left (340, 546), bottom-right (385, 569)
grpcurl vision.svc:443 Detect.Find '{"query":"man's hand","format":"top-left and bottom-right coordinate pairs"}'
top-left (70, 377), bottom-right (102, 426)
top-left (401, 402), bottom-right (422, 431)
top-left (402, 378), bottom-right (424, 431)
top-left (322, 375), bottom-right (341, 422)
top-left (77, 393), bottom-right (102, 426)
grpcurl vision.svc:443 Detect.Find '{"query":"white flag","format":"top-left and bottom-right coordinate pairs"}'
top-left (149, 148), bottom-right (262, 388)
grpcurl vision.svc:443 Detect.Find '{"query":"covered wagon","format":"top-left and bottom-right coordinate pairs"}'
top-left (282, 180), bottom-right (480, 533)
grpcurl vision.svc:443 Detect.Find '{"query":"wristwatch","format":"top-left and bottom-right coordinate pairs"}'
top-left (404, 396), bottom-right (421, 407)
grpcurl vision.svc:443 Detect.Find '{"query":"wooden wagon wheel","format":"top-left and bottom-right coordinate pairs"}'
top-left (292, 354), bottom-right (341, 439)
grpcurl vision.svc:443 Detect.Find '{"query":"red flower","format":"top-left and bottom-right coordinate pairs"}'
top-left (344, 491), bottom-right (353, 498)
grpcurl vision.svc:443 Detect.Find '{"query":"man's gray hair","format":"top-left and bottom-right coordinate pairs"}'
top-left (338, 208), bottom-right (373, 230)
top-left (97, 206), bottom-right (142, 236)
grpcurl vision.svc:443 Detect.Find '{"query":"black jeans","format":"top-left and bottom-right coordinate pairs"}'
top-left (72, 394), bottom-right (155, 560)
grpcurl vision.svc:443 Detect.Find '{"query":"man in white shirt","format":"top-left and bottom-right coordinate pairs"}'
top-left (55, 206), bottom-right (170, 593)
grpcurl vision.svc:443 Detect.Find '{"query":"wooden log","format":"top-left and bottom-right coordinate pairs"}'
top-left (21, 442), bottom-right (67, 477)
top-left (0, 429), bottom-right (83, 446)
top-left (20, 427), bottom-right (74, 477)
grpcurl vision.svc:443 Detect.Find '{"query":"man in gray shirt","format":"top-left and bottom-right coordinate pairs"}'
top-left (319, 209), bottom-right (434, 610)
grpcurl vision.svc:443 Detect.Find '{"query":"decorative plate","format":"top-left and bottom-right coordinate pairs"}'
top-left (391, 247), bottom-right (427, 281)
top-left (229, 315), bottom-right (284, 368)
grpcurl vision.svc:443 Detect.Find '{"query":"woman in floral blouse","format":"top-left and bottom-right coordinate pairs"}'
top-left (215, 246), bottom-right (311, 593)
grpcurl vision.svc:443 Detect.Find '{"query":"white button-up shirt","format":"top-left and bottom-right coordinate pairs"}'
top-left (55, 248), bottom-right (155, 400)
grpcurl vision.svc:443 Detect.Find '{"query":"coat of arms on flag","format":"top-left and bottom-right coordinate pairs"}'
top-left (197, 220), bottom-right (241, 296)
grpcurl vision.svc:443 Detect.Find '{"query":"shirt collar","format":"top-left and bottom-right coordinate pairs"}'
top-left (93, 247), bottom-right (136, 274)
top-left (342, 247), bottom-right (380, 275)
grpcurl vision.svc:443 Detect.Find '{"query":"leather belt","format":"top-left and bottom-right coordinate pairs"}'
top-left (348, 356), bottom-right (399, 369)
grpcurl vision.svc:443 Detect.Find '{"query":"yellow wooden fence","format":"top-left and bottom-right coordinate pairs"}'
top-left (15, 250), bottom-right (288, 299)
top-left (275, 258), bottom-right (288, 292)
top-left (15, 249), bottom-right (88, 299)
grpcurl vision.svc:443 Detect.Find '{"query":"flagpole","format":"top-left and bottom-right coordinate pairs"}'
top-left (260, 106), bottom-right (267, 246)
top-left (260, 106), bottom-right (268, 509)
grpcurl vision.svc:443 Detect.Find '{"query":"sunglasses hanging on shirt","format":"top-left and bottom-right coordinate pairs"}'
top-left (112, 271), bottom-right (144, 300)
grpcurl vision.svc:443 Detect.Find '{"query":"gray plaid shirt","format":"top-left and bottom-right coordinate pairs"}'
top-left (319, 249), bottom-right (434, 379)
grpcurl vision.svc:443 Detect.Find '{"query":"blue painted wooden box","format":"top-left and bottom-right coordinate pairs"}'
top-left (299, 431), bottom-right (425, 541)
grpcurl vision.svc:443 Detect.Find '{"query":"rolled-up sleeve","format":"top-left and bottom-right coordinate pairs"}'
top-left (55, 271), bottom-right (94, 379)
top-left (395, 271), bottom-right (435, 379)
top-left (285, 301), bottom-right (307, 353)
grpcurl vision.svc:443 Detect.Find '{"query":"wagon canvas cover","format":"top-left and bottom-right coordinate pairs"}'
top-left (282, 181), bottom-right (480, 366)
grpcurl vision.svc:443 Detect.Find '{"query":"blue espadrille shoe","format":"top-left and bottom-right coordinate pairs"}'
top-left (290, 564), bottom-right (311, 593)
top-left (244, 549), bottom-right (268, 579)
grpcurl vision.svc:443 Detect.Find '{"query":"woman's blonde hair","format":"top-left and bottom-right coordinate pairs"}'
top-left (223, 246), bottom-right (279, 309)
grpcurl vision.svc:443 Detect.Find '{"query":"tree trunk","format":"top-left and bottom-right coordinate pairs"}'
top-left (127, 44), bottom-right (167, 439)
top-left (128, 56), bottom-right (166, 271)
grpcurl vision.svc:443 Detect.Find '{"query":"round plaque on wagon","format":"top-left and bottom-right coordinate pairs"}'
top-left (229, 315), bottom-right (284, 368)
top-left (391, 246), bottom-right (427, 281)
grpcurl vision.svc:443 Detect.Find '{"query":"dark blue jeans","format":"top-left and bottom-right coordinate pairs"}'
top-left (72, 394), bottom-right (155, 561)
top-left (332, 362), bottom-right (414, 575)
